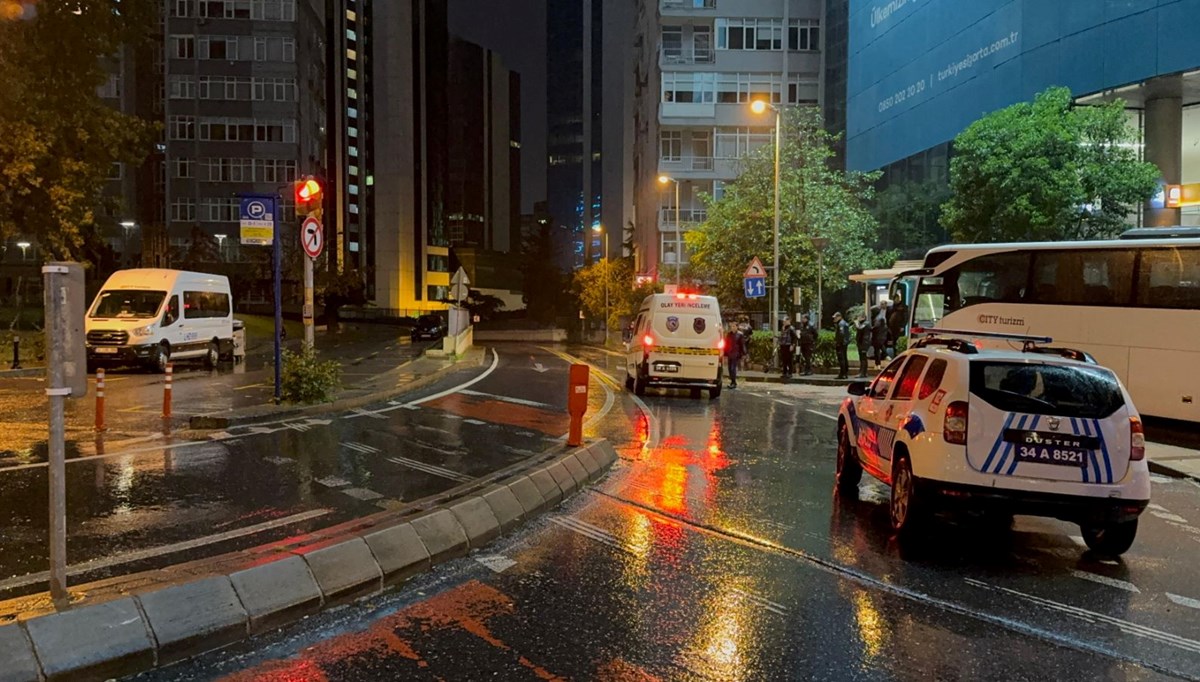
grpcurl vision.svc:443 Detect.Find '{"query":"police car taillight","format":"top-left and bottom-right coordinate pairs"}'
top-left (643, 334), bottom-right (654, 348)
top-left (944, 401), bottom-right (969, 445)
top-left (1130, 416), bottom-right (1145, 461)
top-left (717, 337), bottom-right (726, 351)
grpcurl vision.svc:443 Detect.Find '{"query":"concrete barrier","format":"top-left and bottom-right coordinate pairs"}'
top-left (481, 485), bottom-right (526, 532)
top-left (138, 576), bottom-right (248, 665)
top-left (506, 475), bottom-right (546, 516)
top-left (527, 468), bottom-right (564, 508)
top-left (362, 522), bottom-right (431, 584)
top-left (299, 538), bottom-right (384, 603)
top-left (561, 455), bottom-right (591, 488)
top-left (573, 447), bottom-right (603, 480)
top-left (0, 623), bottom-right (41, 682)
top-left (448, 496), bottom-right (502, 547)
top-left (473, 328), bottom-right (567, 343)
top-left (24, 597), bottom-right (155, 681)
top-left (228, 555), bottom-right (323, 634)
top-left (545, 461), bottom-right (579, 497)
top-left (409, 509), bottom-right (469, 563)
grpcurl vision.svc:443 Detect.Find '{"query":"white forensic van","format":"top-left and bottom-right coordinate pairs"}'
top-left (86, 269), bottom-right (234, 372)
top-left (625, 293), bottom-right (724, 399)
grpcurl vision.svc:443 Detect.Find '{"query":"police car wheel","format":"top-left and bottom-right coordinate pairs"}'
top-left (1081, 519), bottom-right (1138, 556)
top-left (890, 457), bottom-right (925, 535)
top-left (835, 423), bottom-right (862, 495)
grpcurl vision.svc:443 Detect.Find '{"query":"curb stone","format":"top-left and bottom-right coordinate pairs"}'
top-left (0, 440), bottom-right (617, 681)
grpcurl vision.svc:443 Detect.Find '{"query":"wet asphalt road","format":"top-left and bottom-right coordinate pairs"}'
top-left (145, 345), bottom-right (1200, 681)
top-left (0, 344), bottom-right (613, 603)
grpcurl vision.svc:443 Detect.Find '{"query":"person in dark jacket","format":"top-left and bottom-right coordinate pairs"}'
top-left (724, 323), bottom-right (744, 389)
top-left (855, 315), bottom-right (872, 378)
top-left (779, 320), bottom-right (795, 378)
top-left (798, 317), bottom-right (816, 376)
top-left (872, 305), bottom-right (889, 369)
top-left (888, 297), bottom-right (908, 352)
top-left (833, 312), bottom-right (851, 379)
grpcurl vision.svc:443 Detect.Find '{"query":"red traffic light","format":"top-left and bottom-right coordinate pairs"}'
top-left (295, 177), bottom-right (322, 204)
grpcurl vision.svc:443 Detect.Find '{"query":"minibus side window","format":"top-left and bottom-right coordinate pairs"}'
top-left (163, 296), bottom-right (180, 326)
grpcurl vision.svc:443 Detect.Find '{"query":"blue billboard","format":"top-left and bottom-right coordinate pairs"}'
top-left (847, 0), bottom-right (1200, 172)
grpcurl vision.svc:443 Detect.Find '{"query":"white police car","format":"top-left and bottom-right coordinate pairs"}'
top-left (835, 329), bottom-right (1150, 556)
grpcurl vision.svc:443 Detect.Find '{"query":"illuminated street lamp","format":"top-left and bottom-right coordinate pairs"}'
top-left (119, 221), bottom-right (137, 266)
top-left (750, 99), bottom-right (782, 333)
top-left (592, 224), bottom-right (610, 346)
top-left (16, 241), bottom-right (30, 261)
top-left (214, 233), bottom-right (228, 261)
top-left (657, 174), bottom-right (681, 285)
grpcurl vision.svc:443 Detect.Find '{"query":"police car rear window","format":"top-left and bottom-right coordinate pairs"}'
top-left (969, 362), bottom-right (1124, 419)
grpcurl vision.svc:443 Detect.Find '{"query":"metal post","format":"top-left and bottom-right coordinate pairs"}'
top-left (10, 334), bottom-right (18, 370)
top-left (162, 363), bottom-right (173, 418)
top-left (674, 181), bottom-right (681, 285)
top-left (273, 194), bottom-right (283, 403)
top-left (817, 249), bottom-right (824, 332)
top-left (772, 108), bottom-right (782, 336)
top-left (303, 255), bottom-right (314, 348)
top-left (603, 231), bottom-right (610, 346)
top-left (95, 369), bottom-right (106, 432)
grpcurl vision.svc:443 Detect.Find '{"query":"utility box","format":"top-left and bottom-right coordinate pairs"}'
top-left (43, 262), bottom-right (87, 398)
top-left (232, 318), bottom-right (246, 361)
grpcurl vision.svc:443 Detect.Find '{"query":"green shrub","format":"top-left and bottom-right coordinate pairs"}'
top-left (748, 330), bottom-right (774, 366)
top-left (896, 336), bottom-right (909, 354)
top-left (281, 346), bottom-right (341, 404)
top-left (814, 329), bottom-right (837, 370)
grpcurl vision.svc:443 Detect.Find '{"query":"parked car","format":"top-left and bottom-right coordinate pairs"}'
top-left (411, 314), bottom-right (445, 341)
top-left (835, 328), bottom-right (1149, 556)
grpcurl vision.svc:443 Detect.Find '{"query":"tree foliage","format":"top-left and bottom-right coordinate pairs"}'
top-left (0, 0), bottom-right (159, 261)
top-left (686, 106), bottom-right (894, 315)
top-left (572, 257), bottom-right (658, 330)
top-left (520, 222), bottom-right (574, 324)
top-left (942, 87), bottom-right (1160, 243)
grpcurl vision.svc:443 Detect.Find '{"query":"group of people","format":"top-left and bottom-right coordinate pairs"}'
top-left (719, 298), bottom-right (909, 386)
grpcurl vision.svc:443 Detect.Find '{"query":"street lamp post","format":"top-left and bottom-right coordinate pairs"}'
top-left (657, 175), bottom-right (682, 286)
top-left (119, 221), bottom-right (136, 267)
top-left (214, 233), bottom-right (228, 261)
top-left (811, 237), bottom-right (830, 329)
top-left (751, 99), bottom-right (782, 335)
top-left (592, 224), bottom-right (610, 346)
top-left (16, 241), bottom-right (30, 261)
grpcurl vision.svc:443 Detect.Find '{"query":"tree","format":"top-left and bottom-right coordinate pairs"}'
top-left (872, 179), bottom-right (951, 256)
top-left (519, 222), bottom-right (573, 324)
top-left (316, 268), bottom-right (370, 326)
top-left (942, 87), bottom-right (1160, 243)
top-left (0, 1), bottom-right (159, 262)
top-left (461, 289), bottom-right (506, 322)
top-left (572, 257), bottom-right (658, 331)
top-left (687, 106), bottom-right (894, 313)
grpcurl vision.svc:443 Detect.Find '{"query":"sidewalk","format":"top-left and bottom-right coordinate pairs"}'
top-left (1147, 442), bottom-right (1200, 482)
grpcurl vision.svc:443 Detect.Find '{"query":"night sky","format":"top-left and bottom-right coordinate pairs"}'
top-left (448, 0), bottom-right (548, 213)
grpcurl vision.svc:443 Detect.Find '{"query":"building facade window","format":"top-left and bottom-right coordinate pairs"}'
top-left (97, 74), bottom-right (121, 99)
top-left (173, 158), bottom-right (195, 179)
top-left (789, 20), bottom-right (821, 51)
top-left (169, 115), bottom-right (196, 140)
top-left (169, 75), bottom-right (196, 99)
top-left (170, 35), bottom-right (195, 59)
top-left (660, 130), bottom-right (682, 161)
top-left (170, 198), bottom-right (196, 222)
top-left (196, 118), bottom-right (297, 143)
top-left (715, 18), bottom-right (821, 52)
top-left (662, 72), bottom-right (716, 103)
top-left (199, 197), bottom-right (241, 222)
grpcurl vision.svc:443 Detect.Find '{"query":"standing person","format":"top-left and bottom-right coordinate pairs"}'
top-left (855, 315), bottom-right (871, 378)
top-left (888, 296), bottom-right (909, 353)
top-left (872, 305), bottom-right (889, 369)
top-left (738, 317), bottom-right (752, 371)
top-left (833, 312), bottom-right (851, 380)
top-left (799, 316), bottom-right (816, 376)
top-left (779, 320), bottom-right (795, 378)
top-left (723, 323), bottom-right (743, 389)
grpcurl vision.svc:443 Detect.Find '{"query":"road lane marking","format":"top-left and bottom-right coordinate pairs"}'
top-left (386, 456), bottom-right (472, 482)
top-left (731, 588), bottom-right (789, 616)
top-left (342, 487), bottom-right (383, 501)
top-left (1151, 511), bottom-right (1190, 524)
top-left (0, 509), bottom-right (332, 593)
top-left (459, 389), bottom-right (554, 410)
top-left (549, 516), bottom-right (637, 555)
top-left (386, 348), bottom-right (500, 410)
top-left (284, 421), bottom-right (311, 432)
top-left (348, 408), bottom-right (387, 420)
top-left (806, 410), bottom-right (838, 421)
top-left (1167, 593), bottom-right (1200, 610)
top-left (1069, 570), bottom-right (1141, 593)
top-left (540, 346), bottom-right (658, 451)
top-left (342, 442), bottom-right (380, 455)
top-left (316, 476), bottom-right (352, 488)
top-left (475, 554), bottom-right (517, 573)
top-left (964, 578), bottom-right (1200, 655)
top-left (233, 383), bottom-right (267, 391)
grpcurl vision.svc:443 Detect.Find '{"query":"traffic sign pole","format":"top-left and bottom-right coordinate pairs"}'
top-left (300, 216), bottom-right (324, 350)
top-left (273, 195), bottom-right (283, 403)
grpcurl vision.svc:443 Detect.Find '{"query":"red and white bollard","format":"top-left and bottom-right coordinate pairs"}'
top-left (162, 363), bottom-right (173, 419)
top-left (94, 368), bottom-right (107, 432)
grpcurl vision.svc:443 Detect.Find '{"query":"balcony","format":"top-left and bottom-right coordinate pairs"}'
top-left (662, 0), bottom-right (716, 14)
top-left (659, 207), bottom-right (707, 228)
top-left (661, 46), bottom-right (715, 66)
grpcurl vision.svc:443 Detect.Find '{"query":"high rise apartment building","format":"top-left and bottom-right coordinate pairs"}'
top-left (631, 0), bottom-right (825, 283)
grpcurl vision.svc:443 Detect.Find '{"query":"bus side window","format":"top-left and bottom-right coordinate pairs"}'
top-left (1136, 248), bottom-right (1200, 309)
top-left (951, 252), bottom-right (1030, 308)
top-left (914, 277), bottom-right (946, 326)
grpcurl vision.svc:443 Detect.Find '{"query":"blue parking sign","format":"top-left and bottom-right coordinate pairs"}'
top-left (744, 276), bottom-right (766, 298)
top-left (239, 194), bottom-right (276, 246)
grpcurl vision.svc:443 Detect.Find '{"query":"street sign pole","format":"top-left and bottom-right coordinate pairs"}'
top-left (273, 195), bottom-right (283, 403)
top-left (303, 257), bottom-right (314, 348)
top-left (300, 215), bottom-right (324, 349)
top-left (43, 262), bottom-right (86, 607)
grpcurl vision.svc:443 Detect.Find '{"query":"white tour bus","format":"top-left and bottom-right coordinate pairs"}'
top-left (894, 238), bottom-right (1199, 422)
top-left (87, 269), bottom-right (235, 372)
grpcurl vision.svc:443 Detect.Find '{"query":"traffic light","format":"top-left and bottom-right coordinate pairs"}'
top-left (294, 176), bottom-right (322, 217)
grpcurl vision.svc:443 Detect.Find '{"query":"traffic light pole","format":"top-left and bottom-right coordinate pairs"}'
top-left (303, 255), bottom-right (314, 348)
top-left (273, 194), bottom-right (283, 403)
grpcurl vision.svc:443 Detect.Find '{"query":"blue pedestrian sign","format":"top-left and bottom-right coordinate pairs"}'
top-left (743, 256), bottom-right (767, 299)
top-left (240, 194), bottom-right (276, 246)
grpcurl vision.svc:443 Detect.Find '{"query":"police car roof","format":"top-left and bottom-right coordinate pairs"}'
top-left (920, 345), bottom-right (1094, 366)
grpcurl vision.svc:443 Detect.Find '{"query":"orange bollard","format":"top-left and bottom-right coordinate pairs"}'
top-left (94, 368), bottom-right (107, 432)
top-left (567, 364), bottom-right (589, 447)
top-left (162, 363), bottom-right (173, 419)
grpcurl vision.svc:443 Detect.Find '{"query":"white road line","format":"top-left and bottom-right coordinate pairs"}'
top-left (1167, 593), bottom-right (1200, 610)
top-left (1150, 475), bottom-right (1172, 484)
top-left (540, 346), bottom-right (659, 451)
top-left (459, 389), bottom-right (554, 410)
top-left (583, 375), bottom-right (616, 432)
top-left (342, 487), bottom-right (383, 501)
top-left (342, 442), bottom-right (381, 455)
top-left (807, 410), bottom-right (838, 421)
top-left (1069, 569), bottom-right (1141, 593)
top-left (349, 408), bottom-right (387, 420)
top-left (1148, 503), bottom-right (1169, 512)
top-left (731, 588), bottom-right (789, 615)
top-left (550, 516), bottom-right (635, 555)
top-left (0, 508), bottom-right (332, 593)
top-left (1151, 511), bottom-right (1190, 524)
top-left (475, 554), bottom-right (517, 573)
top-left (386, 456), bottom-right (472, 482)
top-left (387, 348), bottom-right (500, 410)
top-left (965, 578), bottom-right (1200, 654)
top-left (315, 476), bottom-right (352, 488)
